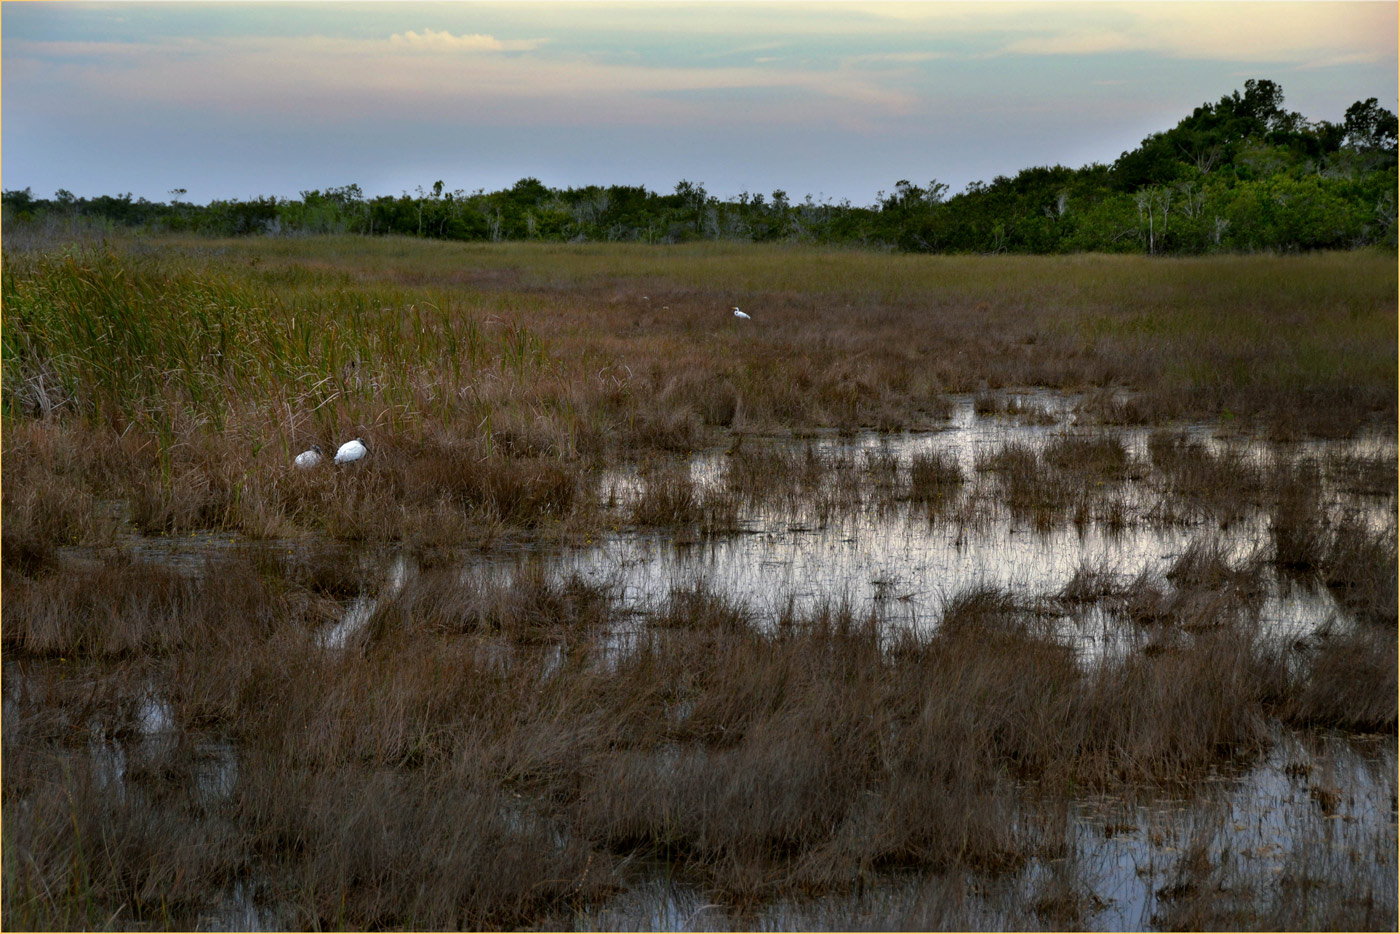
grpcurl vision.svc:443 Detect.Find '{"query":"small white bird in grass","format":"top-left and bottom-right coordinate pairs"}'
top-left (335, 438), bottom-right (368, 465)
top-left (294, 445), bottom-right (325, 469)
top-left (733, 306), bottom-right (751, 320)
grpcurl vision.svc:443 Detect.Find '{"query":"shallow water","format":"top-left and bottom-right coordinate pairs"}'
top-left (546, 399), bottom-right (1389, 662)
top-left (320, 552), bottom-right (411, 648)
top-left (1064, 729), bottom-right (1397, 931)
top-left (291, 405), bottom-right (1397, 929)
top-left (574, 730), bottom-right (1397, 932)
top-left (11, 397), bottom-right (1396, 931)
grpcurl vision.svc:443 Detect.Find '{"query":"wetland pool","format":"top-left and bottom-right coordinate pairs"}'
top-left (7, 396), bottom-right (1396, 931)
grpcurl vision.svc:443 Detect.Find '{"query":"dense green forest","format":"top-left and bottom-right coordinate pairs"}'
top-left (5, 80), bottom-right (1396, 254)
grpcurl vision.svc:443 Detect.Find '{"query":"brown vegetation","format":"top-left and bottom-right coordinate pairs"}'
top-left (3, 237), bottom-right (1394, 550)
top-left (3, 235), bottom-right (1394, 930)
top-left (4, 529), bottom-right (1393, 928)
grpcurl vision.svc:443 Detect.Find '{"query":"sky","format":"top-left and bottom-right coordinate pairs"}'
top-left (2, 1), bottom-right (1396, 206)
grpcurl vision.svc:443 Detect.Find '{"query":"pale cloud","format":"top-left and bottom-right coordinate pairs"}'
top-left (1291, 51), bottom-right (1386, 71)
top-left (1002, 31), bottom-right (1137, 57)
top-left (984, 3), bottom-right (1396, 64)
top-left (843, 51), bottom-right (948, 68)
top-left (388, 29), bottom-right (545, 52)
top-left (13, 38), bottom-right (216, 62)
top-left (6, 34), bottom-right (917, 134)
top-left (8, 2), bottom-right (1390, 129)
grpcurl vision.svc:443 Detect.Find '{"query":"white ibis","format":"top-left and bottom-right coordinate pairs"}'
top-left (294, 445), bottom-right (324, 469)
top-left (335, 438), bottom-right (368, 465)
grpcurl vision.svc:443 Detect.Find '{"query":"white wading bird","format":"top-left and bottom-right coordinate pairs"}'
top-left (733, 306), bottom-right (751, 320)
top-left (335, 438), bottom-right (368, 465)
top-left (294, 445), bottom-right (324, 469)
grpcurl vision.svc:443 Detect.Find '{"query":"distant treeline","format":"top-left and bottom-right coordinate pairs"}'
top-left (5, 80), bottom-right (1396, 254)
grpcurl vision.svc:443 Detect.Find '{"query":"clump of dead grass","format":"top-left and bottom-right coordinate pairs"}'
top-left (630, 467), bottom-right (740, 535)
top-left (907, 449), bottom-right (964, 506)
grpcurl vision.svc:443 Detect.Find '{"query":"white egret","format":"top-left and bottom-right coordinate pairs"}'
top-left (294, 445), bottom-right (324, 469)
top-left (733, 307), bottom-right (751, 320)
top-left (335, 438), bottom-right (368, 465)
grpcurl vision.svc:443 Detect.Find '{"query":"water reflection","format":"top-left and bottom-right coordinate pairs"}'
top-left (320, 553), bottom-right (411, 649)
top-left (576, 731), bottom-right (1396, 932)
top-left (303, 404), bottom-right (1390, 669)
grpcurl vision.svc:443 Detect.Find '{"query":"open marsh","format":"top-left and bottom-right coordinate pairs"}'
top-left (3, 236), bottom-right (1396, 930)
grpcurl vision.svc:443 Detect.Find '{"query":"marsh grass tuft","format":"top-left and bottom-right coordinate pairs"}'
top-left (1270, 462), bottom-right (1329, 572)
top-left (1321, 511), bottom-right (1398, 628)
top-left (630, 467), bottom-right (740, 535)
top-left (1043, 433), bottom-right (1131, 479)
top-left (907, 449), bottom-right (964, 506)
top-left (976, 392), bottom-right (1059, 425)
top-left (977, 442), bottom-right (1077, 530)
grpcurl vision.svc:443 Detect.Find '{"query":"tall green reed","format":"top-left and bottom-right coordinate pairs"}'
top-left (1, 246), bottom-right (517, 453)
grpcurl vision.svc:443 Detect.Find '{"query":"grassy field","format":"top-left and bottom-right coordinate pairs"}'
top-left (2, 234), bottom-right (1395, 549)
top-left (3, 233), bottom-right (1396, 930)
